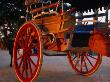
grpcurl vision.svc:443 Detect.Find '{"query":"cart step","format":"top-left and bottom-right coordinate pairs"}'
top-left (43, 50), bottom-right (67, 56)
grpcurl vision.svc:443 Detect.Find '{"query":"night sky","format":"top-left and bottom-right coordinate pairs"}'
top-left (0, 0), bottom-right (110, 12)
top-left (0, 0), bottom-right (25, 20)
top-left (0, 0), bottom-right (110, 20)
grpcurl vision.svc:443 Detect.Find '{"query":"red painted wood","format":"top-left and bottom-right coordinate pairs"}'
top-left (67, 50), bottom-right (102, 76)
top-left (13, 22), bottom-right (42, 82)
top-left (89, 28), bottom-right (110, 57)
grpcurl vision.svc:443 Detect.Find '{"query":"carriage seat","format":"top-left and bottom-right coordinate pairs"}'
top-left (72, 25), bottom-right (94, 47)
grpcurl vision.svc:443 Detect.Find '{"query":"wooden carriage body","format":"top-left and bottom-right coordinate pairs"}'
top-left (28, 1), bottom-right (75, 51)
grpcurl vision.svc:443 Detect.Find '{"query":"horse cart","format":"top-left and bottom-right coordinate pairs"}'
top-left (13, 0), bottom-right (102, 82)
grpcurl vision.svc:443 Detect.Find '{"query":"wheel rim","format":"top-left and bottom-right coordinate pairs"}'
top-left (67, 50), bottom-right (102, 76)
top-left (13, 22), bottom-right (42, 82)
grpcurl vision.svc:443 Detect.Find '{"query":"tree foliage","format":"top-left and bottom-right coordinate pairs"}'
top-left (0, 0), bottom-right (26, 45)
top-left (0, 0), bottom-right (25, 20)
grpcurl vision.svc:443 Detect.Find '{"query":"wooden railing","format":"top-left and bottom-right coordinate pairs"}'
top-left (30, 2), bottom-right (60, 14)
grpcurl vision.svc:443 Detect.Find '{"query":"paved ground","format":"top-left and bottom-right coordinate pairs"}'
top-left (0, 50), bottom-right (110, 82)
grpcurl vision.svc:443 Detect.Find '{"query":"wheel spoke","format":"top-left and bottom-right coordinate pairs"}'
top-left (18, 58), bottom-right (23, 68)
top-left (80, 55), bottom-right (84, 72)
top-left (25, 70), bottom-right (28, 79)
top-left (80, 61), bottom-right (83, 72)
top-left (74, 57), bottom-right (80, 68)
top-left (28, 58), bottom-right (32, 75)
top-left (27, 32), bottom-right (33, 47)
top-left (28, 39), bottom-right (34, 48)
top-left (21, 60), bottom-right (25, 75)
top-left (24, 28), bottom-right (32, 48)
top-left (17, 55), bottom-right (24, 60)
top-left (72, 54), bottom-right (77, 61)
top-left (25, 60), bottom-right (29, 79)
top-left (27, 57), bottom-right (37, 67)
top-left (83, 57), bottom-right (88, 72)
top-left (87, 53), bottom-right (98, 60)
top-left (75, 52), bottom-right (80, 67)
top-left (84, 55), bottom-right (94, 67)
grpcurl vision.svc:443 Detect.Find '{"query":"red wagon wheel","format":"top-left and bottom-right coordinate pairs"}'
top-left (13, 22), bottom-right (42, 82)
top-left (67, 50), bottom-right (102, 76)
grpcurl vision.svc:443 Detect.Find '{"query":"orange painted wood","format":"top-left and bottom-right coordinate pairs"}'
top-left (34, 12), bottom-right (75, 33)
top-left (30, 2), bottom-right (59, 14)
